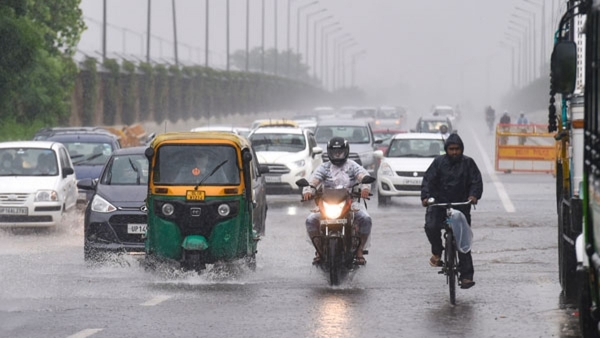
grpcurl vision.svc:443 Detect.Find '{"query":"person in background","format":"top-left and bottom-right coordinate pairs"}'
top-left (499, 111), bottom-right (511, 145)
top-left (439, 125), bottom-right (450, 140)
top-left (516, 112), bottom-right (529, 145)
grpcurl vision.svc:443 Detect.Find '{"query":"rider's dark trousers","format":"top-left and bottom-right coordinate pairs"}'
top-left (425, 206), bottom-right (474, 280)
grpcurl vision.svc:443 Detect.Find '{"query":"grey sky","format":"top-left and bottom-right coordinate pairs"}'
top-left (78, 0), bottom-right (565, 112)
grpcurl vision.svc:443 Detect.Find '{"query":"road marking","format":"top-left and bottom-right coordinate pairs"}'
top-left (141, 295), bottom-right (171, 306)
top-left (66, 329), bottom-right (103, 338)
top-left (469, 126), bottom-right (516, 213)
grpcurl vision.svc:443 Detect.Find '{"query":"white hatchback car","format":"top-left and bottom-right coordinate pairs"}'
top-left (249, 126), bottom-right (323, 193)
top-left (375, 133), bottom-right (446, 206)
top-left (0, 141), bottom-right (78, 228)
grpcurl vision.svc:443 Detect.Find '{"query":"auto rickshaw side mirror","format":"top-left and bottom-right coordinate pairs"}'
top-left (551, 40), bottom-right (577, 95)
top-left (243, 151), bottom-right (253, 163)
top-left (296, 178), bottom-right (310, 187)
top-left (145, 147), bottom-right (155, 159)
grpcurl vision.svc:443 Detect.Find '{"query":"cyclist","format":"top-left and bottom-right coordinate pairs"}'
top-left (420, 133), bottom-right (483, 289)
top-left (485, 106), bottom-right (496, 132)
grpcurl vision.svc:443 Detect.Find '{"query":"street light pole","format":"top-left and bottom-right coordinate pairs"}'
top-left (261, 0), bottom-right (265, 72)
top-left (205, 0), bottom-right (209, 67)
top-left (274, 0), bottom-right (278, 75)
top-left (227, 0), bottom-right (230, 71)
top-left (321, 24), bottom-right (339, 86)
top-left (245, 0), bottom-right (250, 71)
top-left (296, 1), bottom-right (318, 78)
top-left (146, 0), bottom-right (151, 63)
top-left (509, 17), bottom-right (529, 83)
top-left (350, 50), bottom-right (366, 87)
top-left (524, 0), bottom-right (545, 74)
top-left (172, 0), bottom-right (179, 66)
top-left (339, 40), bottom-right (356, 88)
top-left (313, 16), bottom-right (333, 78)
top-left (102, 0), bottom-right (107, 62)
top-left (516, 7), bottom-right (536, 79)
top-left (305, 9), bottom-right (326, 73)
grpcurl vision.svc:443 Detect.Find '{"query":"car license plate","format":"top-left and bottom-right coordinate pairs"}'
top-left (0, 207), bottom-right (28, 215)
top-left (127, 223), bottom-right (147, 234)
top-left (186, 190), bottom-right (205, 200)
top-left (405, 178), bottom-right (421, 185)
top-left (264, 175), bottom-right (281, 183)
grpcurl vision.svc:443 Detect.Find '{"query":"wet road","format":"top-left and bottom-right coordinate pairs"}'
top-left (0, 115), bottom-right (581, 338)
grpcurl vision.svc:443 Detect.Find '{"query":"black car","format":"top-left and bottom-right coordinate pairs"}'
top-left (77, 146), bottom-right (148, 261)
top-left (38, 127), bottom-right (121, 203)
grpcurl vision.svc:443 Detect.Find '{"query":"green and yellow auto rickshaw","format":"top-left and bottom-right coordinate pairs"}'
top-left (144, 131), bottom-right (264, 271)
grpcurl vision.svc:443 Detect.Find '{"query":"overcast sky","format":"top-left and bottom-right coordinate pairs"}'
top-left (78, 0), bottom-right (566, 113)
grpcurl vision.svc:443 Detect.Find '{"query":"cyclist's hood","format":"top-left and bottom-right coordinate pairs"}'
top-left (444, 133), bottom-right (464, 152)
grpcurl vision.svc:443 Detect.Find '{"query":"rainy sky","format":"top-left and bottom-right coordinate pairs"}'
top-left (78, 0), bottom-right (566, 113)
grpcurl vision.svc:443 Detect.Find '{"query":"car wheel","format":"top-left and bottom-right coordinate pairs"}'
top-left (378, 193), bottom-right (390, 207)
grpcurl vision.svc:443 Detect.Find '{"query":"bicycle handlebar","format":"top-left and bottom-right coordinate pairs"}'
top-left (427, 200), bottom-right (472, 208)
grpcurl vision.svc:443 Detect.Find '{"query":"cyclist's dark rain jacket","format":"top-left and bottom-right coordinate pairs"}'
top-left (420, 133), bottom-right (483, 205)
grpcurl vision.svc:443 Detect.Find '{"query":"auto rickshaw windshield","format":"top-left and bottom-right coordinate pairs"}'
top-left (154, 144), bottom-right (241, 185)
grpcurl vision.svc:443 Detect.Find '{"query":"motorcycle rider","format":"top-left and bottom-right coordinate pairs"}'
top-left (420, 133), bottom-right (483, 289)
top-left (485, 106), bottom-right (496, 132)
top-left (302, 136), bottom-right (372, 265)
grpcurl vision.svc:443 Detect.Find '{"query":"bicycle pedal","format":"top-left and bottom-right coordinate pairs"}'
top-left (437, 270), bottom-right (444, 275)
top-left (362, 250), bottom-right (368, 255)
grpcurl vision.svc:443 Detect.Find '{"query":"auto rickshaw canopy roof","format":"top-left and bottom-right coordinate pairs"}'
top-left (149, 131), bottom-right (252, 150)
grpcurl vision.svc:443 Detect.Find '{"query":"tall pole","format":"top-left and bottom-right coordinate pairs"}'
top-left (172, 0), bottom-right (179, 65)
top-left (205, 0), bottom-right (209, 67)
top-left (146, 0), bottom-right (151, 63)
top-left (261, 0), bottom-right (265, 72)
top-left (102, 0), bottom-right (107, 61)
top-left (245, 0), bottom-right (250, 71)
top-left (274, 0), bottom-right (278, 75)
top-left (350, 50), bottom-right (365, 87)
top-left (227, 0), bottom-right (230, 71)
top-left (305, 10), bottom-right (326, 75)
top-left (321, 25), bottom-right (339, 86)
top-left (516, 7), bottom-right (536, 79)
top-left (296, 2), bottom-right (318, 79)
top-left (313, 16), bottom-right (332, 78)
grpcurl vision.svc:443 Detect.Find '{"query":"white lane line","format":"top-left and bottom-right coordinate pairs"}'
top-left (66, 329), bottom-right (103, 338)
top-left (140, 295), bottom-right (172, 306)
top-left (469, 126), bottom-right (516, 213)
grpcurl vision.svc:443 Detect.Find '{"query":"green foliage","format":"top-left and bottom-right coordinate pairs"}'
top-left (0, 116), bottom-right (46, 141)
top-left (81, 57), bottom-right (98, 125)
top-left (121, 60), bottom-right (137, 124)
top-left (102, 58), bottom-right (120, 125)
top-left (167, 65), bottom-right (181, 123)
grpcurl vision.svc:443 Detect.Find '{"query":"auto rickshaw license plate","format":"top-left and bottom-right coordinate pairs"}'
top-left (186, 190), bottom-right (205, 200)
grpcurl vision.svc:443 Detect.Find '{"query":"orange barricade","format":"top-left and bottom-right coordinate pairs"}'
top-left (495, 123), bottom-right (556, 173)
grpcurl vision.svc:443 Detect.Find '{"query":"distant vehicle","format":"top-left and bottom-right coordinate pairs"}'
top-left (374, 133), bottom-right (446, 206)
top-left (190, 125), bottom-right (251, 138)
top-left (77, 146), bottom-right (149, 261)
top-left (250, 119), bottom-right (299, 130)
top-left (248, 126), bottom-right (322, 194)
top-left (414, 116), bottom-right (454, 134)
top-left (0, 141), bottom-right (78, 229)
top-left (40, 128), bottom-right (121, 203)
top-left (314, 119), bottom-right (381, 175)
top-left (372, 128), bottom-right (406, 153)
top-left (374, 106), bottom-right (405, 128)
top-left (431, 105), bottom-right (457, 121)
top-left (353, 107), bottom-right (377, 124)
top-left (312, 106), bottom-right (337, 120)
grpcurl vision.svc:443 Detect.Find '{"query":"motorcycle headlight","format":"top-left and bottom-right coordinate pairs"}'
top-left (380, 162), bottom-right (394, 177)
top-left (323, 200), bottom-right (346, 219)
top-left (91, 195), bottom-right (117, 213)
top-left (162, 203), bottom-right (175, 216)
top-left (35, 190), bottom-right (58, 202)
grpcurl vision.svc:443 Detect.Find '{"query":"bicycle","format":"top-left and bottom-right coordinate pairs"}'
top-left (426, 198), bottom-right (473, 305)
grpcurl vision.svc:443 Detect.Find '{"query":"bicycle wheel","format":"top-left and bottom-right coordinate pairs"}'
top-left (445, 232), bottom-right (457, 305)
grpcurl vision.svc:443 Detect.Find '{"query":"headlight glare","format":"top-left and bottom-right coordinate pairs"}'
top-left (323, 201), bottom-right (345, 219)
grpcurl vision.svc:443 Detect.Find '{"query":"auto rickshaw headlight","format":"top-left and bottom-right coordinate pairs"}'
top-left (218, 204), bottom-right (230, 216)
top-left (162, 203), bottom-right (175, 216)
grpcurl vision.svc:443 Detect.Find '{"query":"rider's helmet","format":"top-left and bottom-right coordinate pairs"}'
top-left (327, 137), bottom-right (349, 166)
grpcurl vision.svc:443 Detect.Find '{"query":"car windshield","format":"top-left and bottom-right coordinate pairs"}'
top-left (64, 142), bottom-right (114, 165)
top-left (154, 144), bottom-right (240, 185)
top-left (0, 148), bottom-right (58, 176)
top-left (249, 133), bottom-right (306, 152)
top-left (419, 120), bottom-right (449, 133)
top-left (377, 109), bottom-right (401, 119)
top-left (315, 126), bottom-right (370, 144)
top-left (387, 139), bottom-right (445, 158)
top-left (101, 154), bottom-right (148, 185)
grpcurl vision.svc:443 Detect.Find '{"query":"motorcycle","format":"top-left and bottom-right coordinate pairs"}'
top-left (296, 175), bottom-right (376, 286)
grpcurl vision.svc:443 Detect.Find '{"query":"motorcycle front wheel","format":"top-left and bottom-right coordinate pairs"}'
top-left (328, 238), bottom-right (342, 286)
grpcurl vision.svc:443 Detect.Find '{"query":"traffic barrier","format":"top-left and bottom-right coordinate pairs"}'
top-left (495, 123), bottom-right (556, 173)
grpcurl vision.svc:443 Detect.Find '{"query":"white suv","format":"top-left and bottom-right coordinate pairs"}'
top-left (249, 126), bottom-right (323, 193)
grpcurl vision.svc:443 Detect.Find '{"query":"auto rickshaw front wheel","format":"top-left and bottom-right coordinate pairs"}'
top-left (181, 250), bottom-right (207, 272)
top-left (244, 253), bottom-right (257, 271)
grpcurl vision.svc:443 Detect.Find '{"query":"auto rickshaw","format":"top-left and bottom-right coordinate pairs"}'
top-left (144, 132), bottom-right (263, 271)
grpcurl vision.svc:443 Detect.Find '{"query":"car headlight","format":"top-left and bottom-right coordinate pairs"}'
top-left (293, 159), bottom-right (306, 167)
top-left (323, 200), bottom-right (346, 219)
top-left (380, 162), bottom-right (394, 177)
top-left (35, 190), bottom-right (58, 202)
top-left (91, 195), bottom-right (117, 213)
